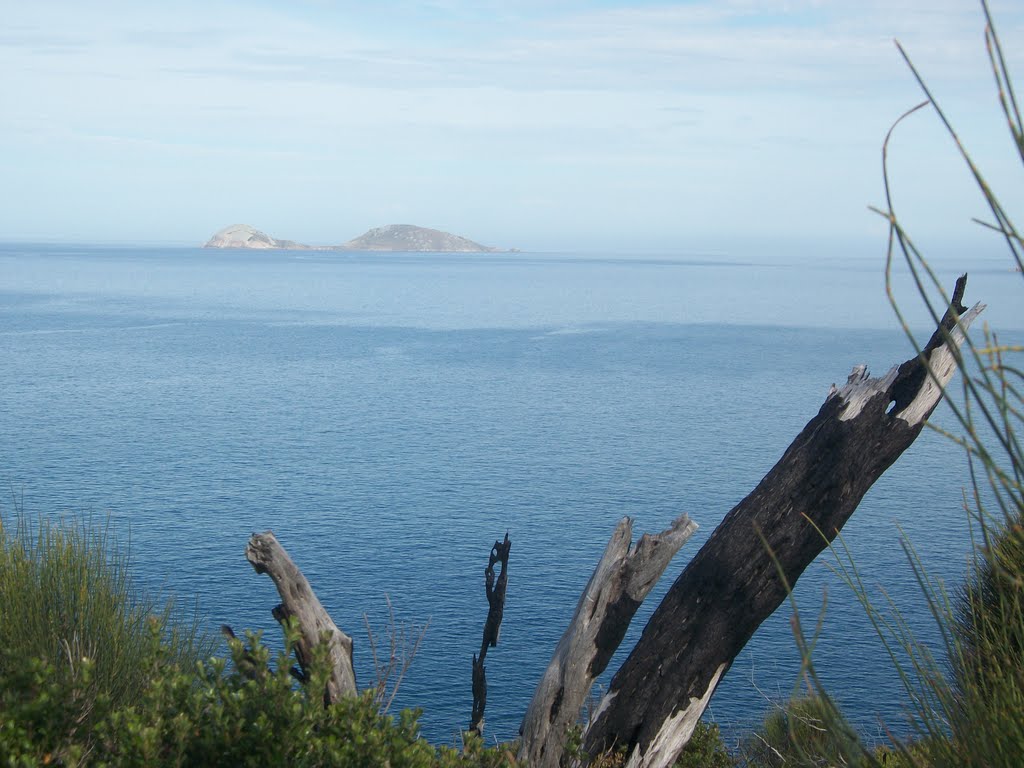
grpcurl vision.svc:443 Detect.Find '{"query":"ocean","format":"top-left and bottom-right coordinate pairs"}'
top-left (1, 242), bottom-right (1020, 747)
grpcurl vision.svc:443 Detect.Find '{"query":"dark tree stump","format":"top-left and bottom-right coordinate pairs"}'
top-left (582, 277), bottom-right (982, 768)
top-left (469, 532), bottom-right (511, 735)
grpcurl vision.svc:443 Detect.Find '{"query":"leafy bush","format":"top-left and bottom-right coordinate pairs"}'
top-left (0, 649), bottom-right (96, 765)
top-left (0, 613), bottom-right (518, 766)
top-left (96, 627), bottom-right (440, 766)
top-left (674, 720), bottom-right (733, 768)
top-left (0, 508), bottom-right (523, 766)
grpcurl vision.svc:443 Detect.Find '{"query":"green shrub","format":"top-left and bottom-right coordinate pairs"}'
top-left (941, 516), bottom-right (1024, 766)
top-left (0, 512), bottom-right (523, 766)
top-left (0, 649), bottom-right (96, 765)
top-left (0, 618), bottom-right (519, 766)
top-left (738, 694), bottom-right (863, 768)
top-left (954, 516), bottom-right (1024, 690)
top-left (674, 720), bottom-right (733, 768)
top-left (872, 740), bottom-right (934, 768)
top-left (95, 627), bottom-right (437, 766)
top-left (0, 513), bottom-right (211, 733)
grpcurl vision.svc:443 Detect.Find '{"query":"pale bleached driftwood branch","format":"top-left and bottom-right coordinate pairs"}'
top-left (245, 531), bottom-right (357, 704)
top-left (519, 514), bottom-right (697, 768)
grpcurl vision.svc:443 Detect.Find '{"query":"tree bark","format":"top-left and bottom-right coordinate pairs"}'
top-left (519, 514), bottom-right (697, 768)
top-left (583, 277), bottom-right (982, 768)
top-left (245, 531), bottom-right (357, 704)
top-left (469, 533), bottom-right (511, 735)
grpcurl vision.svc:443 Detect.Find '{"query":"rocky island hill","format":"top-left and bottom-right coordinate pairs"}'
top-left (204, 223), bottom-right (509, 253)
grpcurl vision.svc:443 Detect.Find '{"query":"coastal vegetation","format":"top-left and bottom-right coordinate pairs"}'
top-left (733, 2), bottom-right (1023, 765)
top-left (2, 2), bottom-right (1021, 766)
top-left (0, 512), bottom-right (210, 710)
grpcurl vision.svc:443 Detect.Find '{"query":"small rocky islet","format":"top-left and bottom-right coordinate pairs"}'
top-left (204, 223), bottom-right (509, 253)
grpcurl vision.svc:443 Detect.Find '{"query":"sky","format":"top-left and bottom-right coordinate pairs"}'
top-left (2, 0), bottom-right (1022, 252)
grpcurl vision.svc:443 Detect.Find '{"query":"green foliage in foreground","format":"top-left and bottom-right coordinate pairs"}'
top-left (0, 624), bottom-right (521, 767)
top-left (0, 507), bottom-right (731, 766)
top-left (768, 0), bottom-right (1024, 765)
top-left (888, 510), bottom-right (1024, 768)
top-left (0, 627), bottom-right (733, 766)
top-left (0, 512), bottom-right (515, 767)
top-left (4, 2), bottom-right (1021, 763)
top-left (0, 513), bottom-right (211, 722)
top-left (674, 722), bottom-right (733, 768)
top-left (946, 517), bottom-right (1024, 764)
top-left (737, 694), bottom-right (863, 768)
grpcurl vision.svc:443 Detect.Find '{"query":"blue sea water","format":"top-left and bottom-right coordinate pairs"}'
top-left (1, 242), bottom-right (1020, 747)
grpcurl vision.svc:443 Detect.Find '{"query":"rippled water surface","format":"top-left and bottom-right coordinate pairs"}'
top-left (1, 243), bottom-right (1019, 745)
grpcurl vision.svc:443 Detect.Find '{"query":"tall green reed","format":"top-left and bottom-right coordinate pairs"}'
top-left (0, 506), bottom-right (212, 711)
top-left (776, 2), bottom-right (1023, 766)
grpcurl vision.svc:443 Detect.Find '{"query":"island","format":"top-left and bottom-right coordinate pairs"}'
top-left (203, 224), bottom-right (509, 253)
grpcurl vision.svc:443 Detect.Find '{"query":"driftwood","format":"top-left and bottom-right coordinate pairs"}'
top-left (469, 533), bottom-right (511, 735)
top-left (245, 531), bottom-right (357, 703)
top-left (519, 514), bottom-right (697, 768)
top-left (582, 276), bottom-right (982, 768)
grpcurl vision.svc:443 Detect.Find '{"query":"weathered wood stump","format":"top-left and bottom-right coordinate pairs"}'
top-left (245, 531), bottom-right (357, 704)
top-left (519, 514), bottom-right (697, 768)
top-left (581, 277), bottom-right (982, 768)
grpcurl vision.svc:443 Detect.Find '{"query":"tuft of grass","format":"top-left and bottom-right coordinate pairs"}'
top-left (738, 693), bottom-right (863, 768)
top-left (0, 509), bottom-right (212, 715)
top-left (937, 510), bottom-right (1024, 765)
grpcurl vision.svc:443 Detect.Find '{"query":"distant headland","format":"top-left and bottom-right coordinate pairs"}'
top-left (204, 224), bottom-right (512, 253)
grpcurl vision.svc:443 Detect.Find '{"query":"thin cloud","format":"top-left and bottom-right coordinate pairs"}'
top-left (1, 0), bottom-right (1021, 244)
top-left (7, 1), bottom-right (1019, 94)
